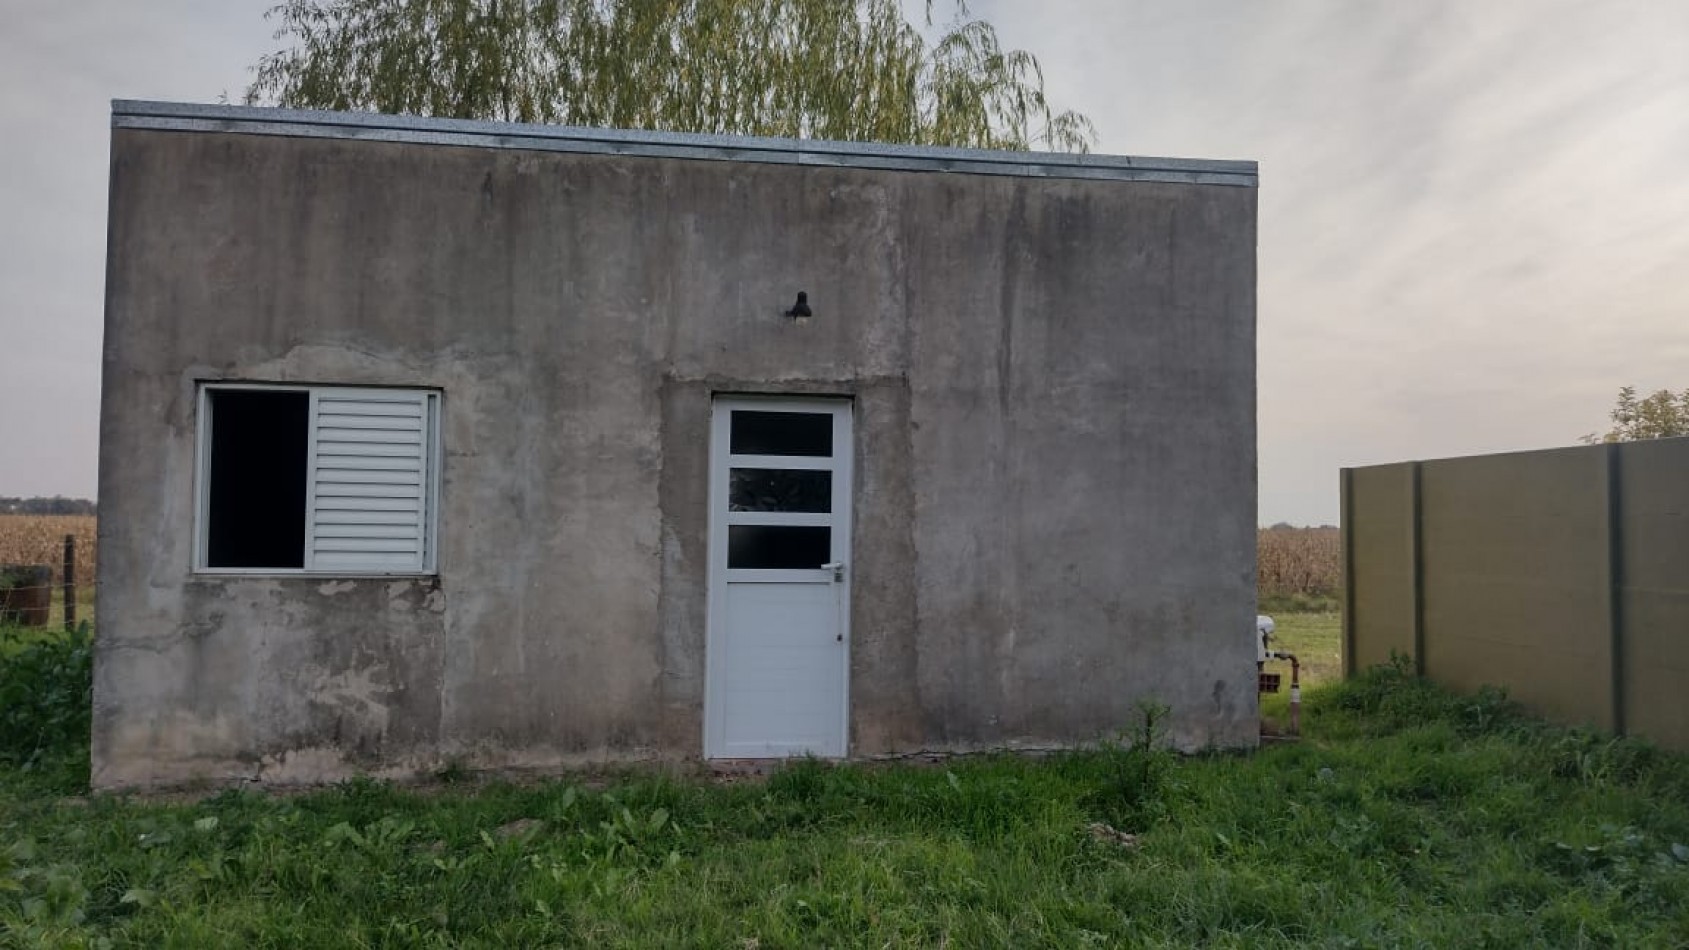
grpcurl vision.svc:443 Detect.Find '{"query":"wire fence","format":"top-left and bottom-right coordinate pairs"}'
top-left (0, 585), bottom-right (93, 631)
top-left (1, 528), bottom-right (93, 631)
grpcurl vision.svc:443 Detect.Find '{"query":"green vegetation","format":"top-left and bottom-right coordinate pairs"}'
top-left (0, 498), bottom-right (96, 517)
top-left (1582, 385), bottom-right (1689, 444)
top-left (1255, 591), bottom-right (1340, 615)
top-left (248, 0), bottom-right (1095, 152)
top-left (1258, 611), bottom-right (1341, 732)
top-left (1266, 611), bottom-right (1341, 687)
top-left (4, 622), bottom-right (1688, 946)
top-left (0, 623), bottom-right (90, 791)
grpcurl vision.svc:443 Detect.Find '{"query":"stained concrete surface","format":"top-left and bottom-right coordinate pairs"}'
top-left (96, 110), bottom-right (1258, 788)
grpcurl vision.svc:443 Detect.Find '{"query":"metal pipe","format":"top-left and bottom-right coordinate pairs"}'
top-left (1287, 654), bottom-right (1301, 736)
top-left (1262, 647), bottom-right (1302, 737)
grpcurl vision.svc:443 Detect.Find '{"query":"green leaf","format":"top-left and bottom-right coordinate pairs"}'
top-left (244, 0), bottom-right (1095, 152)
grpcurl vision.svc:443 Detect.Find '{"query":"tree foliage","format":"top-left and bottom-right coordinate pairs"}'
top-left (1581, 386), bottom-right (1689, 444)
top-left (246, 0), bottom-right (1095, 152)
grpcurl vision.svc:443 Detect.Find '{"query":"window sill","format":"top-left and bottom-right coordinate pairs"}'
top-left (191, 568), bottom-right (440, 579)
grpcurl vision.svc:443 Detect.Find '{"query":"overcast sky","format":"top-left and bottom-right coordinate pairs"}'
top-left (3, 0), bottom-right (1686, 524)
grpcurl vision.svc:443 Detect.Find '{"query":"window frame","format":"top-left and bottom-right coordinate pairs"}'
top-left (192, 382), bottom-right (443, 577)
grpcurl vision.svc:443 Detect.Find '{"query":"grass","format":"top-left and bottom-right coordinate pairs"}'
top-left (5, 627), bottom-right (1689, 946)
top-left (1258, 610), bottom-right (1341, 729)
top-left (1265, 611), bottom-right (1342, 686)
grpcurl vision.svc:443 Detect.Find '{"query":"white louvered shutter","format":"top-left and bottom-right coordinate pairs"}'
top-left (304, 388), bottom-right (436, 573)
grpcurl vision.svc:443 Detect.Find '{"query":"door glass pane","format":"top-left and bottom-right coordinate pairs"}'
top-left (730, 468), bottom-right (831, 512)
top-left (730, 410), bottom-right (832, 457)
top-left (728, 525), bottom-right (831, 569)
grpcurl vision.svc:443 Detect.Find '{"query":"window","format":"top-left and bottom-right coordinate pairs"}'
top-left (195, 384), bottom-right (441, 574)
top-left (720, 404), bottom-right (844, 571)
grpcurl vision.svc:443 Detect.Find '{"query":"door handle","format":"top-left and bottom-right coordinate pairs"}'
top-left (821, 562), bottom-right (847, 641)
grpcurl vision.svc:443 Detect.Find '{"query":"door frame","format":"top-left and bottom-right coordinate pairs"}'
top-left (703, 394), bottom-right (853, 759)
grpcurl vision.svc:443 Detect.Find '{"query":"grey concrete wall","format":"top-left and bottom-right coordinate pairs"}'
top-left (1345, 438), bottom-right (1689, 751)
top-left (97, 123), bottom-right (1258, 788)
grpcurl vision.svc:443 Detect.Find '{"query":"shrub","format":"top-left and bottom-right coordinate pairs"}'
top-left (0, 623), bottom-right (92, 786)
top-left (1312, 654), bottom-right (1526, 739)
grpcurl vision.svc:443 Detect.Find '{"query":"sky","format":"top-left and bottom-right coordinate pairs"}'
top-left (2, 1), bottom-right (1686, 525)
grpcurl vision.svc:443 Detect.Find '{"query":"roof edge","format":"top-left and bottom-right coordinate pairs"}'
top-left (111, 100), bottom-right (1258, 188)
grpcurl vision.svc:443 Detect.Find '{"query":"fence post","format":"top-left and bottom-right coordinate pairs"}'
top-left (1341, 468), bottom-right (1356, 678)
top-left (1411, 462), bottom-right (1426, 677)
top-left (1605, 444), bottom-right (1626, 736)
top-left (62, 534), bottom-right (76, 632)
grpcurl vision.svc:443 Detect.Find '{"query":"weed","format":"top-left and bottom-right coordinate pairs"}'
top-left (1083, 700), bottom-right (1175, 830)
top-left (1546, 729), bottom-right (1666, 789)
top-left (434, 759), bottom-right (473, 785)
top-left (1313, 653), bottom-right (1524, 740)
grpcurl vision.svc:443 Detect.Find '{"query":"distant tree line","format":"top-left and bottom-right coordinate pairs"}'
top-left (0, 497), bottom-right (97, 516)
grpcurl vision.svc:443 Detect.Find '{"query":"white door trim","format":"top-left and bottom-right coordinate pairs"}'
top-left (704, 395), bottom-right (853, 759)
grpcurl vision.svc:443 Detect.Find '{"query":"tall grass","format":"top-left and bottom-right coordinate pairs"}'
top-left (1258, 525), bottom-right (1339, 612)
top-left (0, 516), bottom-right (96, 583)
top-left (2, 638), bottom-right (1687, 945)
top-left (0, 516), bottom-right (97, 628)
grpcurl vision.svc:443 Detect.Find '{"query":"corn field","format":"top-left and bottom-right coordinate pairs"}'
top-left (0, 516), bottom-right (97, 586)
top-left (1258, 526), bottom-right (1340, 599)
top-left (2, 516), bottom-right (1336, 611)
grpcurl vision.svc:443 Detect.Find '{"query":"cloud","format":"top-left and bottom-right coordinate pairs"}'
top-left (4, 0), bottom-right (1686, 523)
top-left (978, 0), bottom-right (1689, 521)
top-left (0, 1), bottom-right (275, 497)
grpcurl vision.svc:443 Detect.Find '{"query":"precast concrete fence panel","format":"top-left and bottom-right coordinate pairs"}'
top-left (1343, 437), bottom-right (1689, 751)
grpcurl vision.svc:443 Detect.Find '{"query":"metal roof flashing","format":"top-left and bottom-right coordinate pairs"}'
top-left (111, 100), bottom-right (1257, 188)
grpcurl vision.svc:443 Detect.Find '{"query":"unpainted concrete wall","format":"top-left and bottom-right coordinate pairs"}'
top-left (97, 124), bottom-right (1258, 788)
top-left (1344, 438), bottom-right (1689, 750)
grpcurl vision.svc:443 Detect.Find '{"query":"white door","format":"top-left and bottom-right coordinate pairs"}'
top-left (705, 397), bottom-right (852, 758)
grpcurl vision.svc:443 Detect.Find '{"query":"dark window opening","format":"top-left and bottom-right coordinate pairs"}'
top-left (728, 525), bottom-right (831, 570)
top-left (206, 389), bottom-right (308, 568)
top-left (729, 410), bottom-right (833, 457)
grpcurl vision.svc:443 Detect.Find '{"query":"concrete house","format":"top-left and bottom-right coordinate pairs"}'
top-left (95, 100), bottom-right (1259, 789)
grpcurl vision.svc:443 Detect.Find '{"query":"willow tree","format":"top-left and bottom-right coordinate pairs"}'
top-left (245, 0), bottom-right (1095, 152)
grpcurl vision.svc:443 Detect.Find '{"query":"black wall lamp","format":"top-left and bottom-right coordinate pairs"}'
top-left (784, 291), bottom-right (812, 319)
